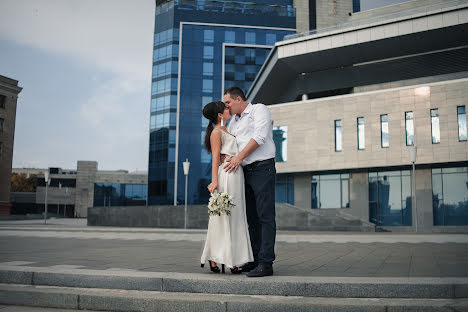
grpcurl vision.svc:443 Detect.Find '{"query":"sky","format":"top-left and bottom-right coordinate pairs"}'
top-left (0, 0), bottom-right (406, 172)
top-left (0, 0), bottom-right (154, 172)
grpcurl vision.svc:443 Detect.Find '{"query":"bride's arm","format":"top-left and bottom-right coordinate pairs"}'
top-left (208, 130), bottom-right (222, 193)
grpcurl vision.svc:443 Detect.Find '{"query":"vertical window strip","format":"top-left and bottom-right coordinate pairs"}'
top-left (458, 106), bottom-right (467, 141)
top-left (357, 117), bottom-right (365, 150)
top-left (431, 109), bottom-right (440, 144)
top-left (380, 114), bottom-right (389, 148)
top-left (405, 112), bottom-right (414, 146)
top-left (335, 120), bottom-right (342, 152)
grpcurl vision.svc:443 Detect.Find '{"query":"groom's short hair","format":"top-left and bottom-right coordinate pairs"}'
top-left (224, 86), bottom-right (246, 101)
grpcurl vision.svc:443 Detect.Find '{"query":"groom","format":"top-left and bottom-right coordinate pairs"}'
top-left (224, 86), bottom-right (276, 277)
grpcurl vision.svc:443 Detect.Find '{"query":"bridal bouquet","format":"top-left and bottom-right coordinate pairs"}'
top-left (208, 191), bottom-right (234, 216)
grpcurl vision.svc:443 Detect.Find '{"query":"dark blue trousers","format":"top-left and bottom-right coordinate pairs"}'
top-left (244, 159), bottom-right (276, 265)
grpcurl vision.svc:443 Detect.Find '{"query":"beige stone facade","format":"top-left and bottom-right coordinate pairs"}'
top-left (270, 79), bottom-right (468, 174)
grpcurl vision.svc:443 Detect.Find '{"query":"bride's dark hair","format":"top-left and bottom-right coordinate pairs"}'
top-left (202, 101), bottom-right (225, 153)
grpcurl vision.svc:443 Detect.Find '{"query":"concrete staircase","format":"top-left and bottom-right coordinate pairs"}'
top-left (1, 265), bottom-right (467, 311)
top-left (276, 203), bottom-right (376, 232)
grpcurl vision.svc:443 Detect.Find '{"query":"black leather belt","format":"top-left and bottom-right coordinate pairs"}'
top-left (244, 158), bottom-right (275, 170)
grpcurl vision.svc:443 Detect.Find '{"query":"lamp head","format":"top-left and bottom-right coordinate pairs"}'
top-left (183, 158), bottom-right (190, 175)
top-left (409, 145), bottom-right (417, 163)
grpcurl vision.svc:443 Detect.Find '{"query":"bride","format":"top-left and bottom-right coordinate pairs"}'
top-left (200, 101), bottom-right (253, 273)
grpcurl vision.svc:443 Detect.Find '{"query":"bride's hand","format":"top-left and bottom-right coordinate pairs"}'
top-left (207, 181), bottom-right (218, 193)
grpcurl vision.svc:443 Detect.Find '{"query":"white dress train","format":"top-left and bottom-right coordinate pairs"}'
top-left (200, 129), bottom-right (253, 268)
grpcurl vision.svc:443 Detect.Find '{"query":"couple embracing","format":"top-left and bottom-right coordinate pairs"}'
top-left (200, 87), bottom-right (276, 278)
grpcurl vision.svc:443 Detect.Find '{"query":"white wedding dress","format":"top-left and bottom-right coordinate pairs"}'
top-left (200, 129), bottom-right (254, 268)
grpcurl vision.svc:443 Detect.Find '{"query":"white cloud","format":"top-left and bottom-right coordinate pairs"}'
top-left (0, 0), bottom-right (154, 80)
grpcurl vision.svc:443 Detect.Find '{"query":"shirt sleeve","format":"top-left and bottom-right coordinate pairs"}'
top-left (252, 104), bottom-right (272, 146)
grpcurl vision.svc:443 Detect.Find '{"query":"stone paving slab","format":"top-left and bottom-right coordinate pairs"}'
top-left (1, 222), bottom-right (468, 278)
top-left (0, 305), bottom-right (107, 312)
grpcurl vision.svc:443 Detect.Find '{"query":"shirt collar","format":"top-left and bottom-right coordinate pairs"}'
top-left (237, 103), bottom-right (252, 120)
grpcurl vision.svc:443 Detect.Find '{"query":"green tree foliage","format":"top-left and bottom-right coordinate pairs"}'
top-left (11, 173), bottom-right (37, 192)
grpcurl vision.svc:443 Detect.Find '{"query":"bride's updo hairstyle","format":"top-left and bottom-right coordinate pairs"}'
top-left (202, 101), bottom-right (225, 153)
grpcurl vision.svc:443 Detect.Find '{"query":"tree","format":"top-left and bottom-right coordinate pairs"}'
top-left (11, 173), bottom-right (37, 192)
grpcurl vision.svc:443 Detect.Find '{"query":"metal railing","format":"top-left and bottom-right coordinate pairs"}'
top-left (156, 0), bottom-right (296, 17)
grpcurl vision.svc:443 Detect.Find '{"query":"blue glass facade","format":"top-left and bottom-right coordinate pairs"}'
top-left (432, 167), bottom-right (468, 226)
top-left (275, 174), bottom-right (294, 204)
top-left (94, 183), bottom-right (147, 207)
top-left (148, 0), bottom-right (296, 205)
top-left (369, 170), bottom-right (412, 226)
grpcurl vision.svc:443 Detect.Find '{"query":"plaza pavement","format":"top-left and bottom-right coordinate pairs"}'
top-left (0, 218), bottom-right (467, 278)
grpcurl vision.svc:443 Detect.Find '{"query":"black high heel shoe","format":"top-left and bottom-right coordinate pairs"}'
top-left (201, 261), bottom-right (225, 273)
top-left (230, 266), bottom-right (242, 274)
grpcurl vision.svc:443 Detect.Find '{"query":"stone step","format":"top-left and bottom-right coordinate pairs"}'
top-left (1, 265), bottom-right (467, 299)
top-left (1, 283), bottom-right (467, 312)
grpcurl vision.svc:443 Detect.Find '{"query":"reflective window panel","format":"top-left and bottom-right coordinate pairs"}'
top-left (335, 120), bottom-right (342, 152)
top-left (405, 112), bottom-right (414, 146)
top-left (433, 167), bottom-right (468, 225)
top-left (275, 174), bottom-right (294, 204)
top-left (357, 117), bottom-right (365, 150)
top-left (311, 174), bottom-right (349, 209)
top-left (381, 114), bottom-right (389, 148)
top-left (273, 126), bottom-right (287, 162)
top-left (431, 109), bottom-right (440, 144)
top-left (368, 170), bottom-right (412, 226)
top-left (94, 183), bottom-right (147, 207)
top-left (458, 106), bottom-right (467, 141)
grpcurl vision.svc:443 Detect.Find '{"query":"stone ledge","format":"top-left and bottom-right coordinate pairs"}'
top-left (0, 283), bottom-right (467, 312)
top-left (1, 266), bottom-right (467, 299)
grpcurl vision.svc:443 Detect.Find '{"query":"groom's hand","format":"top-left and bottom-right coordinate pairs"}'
top-left (224, 155), bottom-right (242, 173)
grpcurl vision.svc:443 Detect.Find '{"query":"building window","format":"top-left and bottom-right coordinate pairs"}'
top-left (0, 118), bottom-right (3, 132)
top-left (202, 79), bottom-right (213, 93)
top-left (430, 109), bottom-right (440, 144)
top-left (203, 62), bottom-right (213, 76)
top-left (245, 32), bottom-right (256, 44)
top-left (381, 114), bottom-right (389, 148)
top-left (203, 46), bottom-right (214, 59)
top-left (266, 33), bottom-right (276, 45)
top-left (432, 167), bottom-right (468, 225)
top-left (276, 174), bottom-right (294, 204)
top-left (458, 106), bottom-right (467, 141)
top-left (94, 183), bottom-right (147, 206)
top-left (0, 95), bottom-right (5, 108)
top-left (272, 126), bottom-right (287, 162)
top-left (405, 112), bottom-right (414, 146)
top-left (311, 174), bottom-right (349, 209)
top-left (357, 117), bottom-right (365, 150)
top-left (369, 170), bottom-right (412, 226)
top-left (204, 29), bottom-right (214, 43)
top-left (352, 0), bottom-right (360, 12)
top-left (225, 31), bottom-right (235, 43)
top-left (335, 120), bottom-right (342, 152)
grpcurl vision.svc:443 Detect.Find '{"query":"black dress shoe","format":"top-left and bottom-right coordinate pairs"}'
top-left (246, 263), bottom-right (273, 277)
top-left (239, 262), bottom-right (257, 273)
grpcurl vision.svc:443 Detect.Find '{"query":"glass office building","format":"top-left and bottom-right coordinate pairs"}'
top-left (149, 0), bottom-right (296, 205)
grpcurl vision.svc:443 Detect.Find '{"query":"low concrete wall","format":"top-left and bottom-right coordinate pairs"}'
top-left (88, 205), bottom-right (209, 229)
top-left (88, 204), bottom-right (375, 231)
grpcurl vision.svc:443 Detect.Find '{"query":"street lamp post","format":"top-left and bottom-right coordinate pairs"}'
top-left (58, 182), bottom-right (62, 217)
top-left (64, 187), bottom-right (68, 217)
top-left (183, 158), bottom-right (190, 230)
top-left (44, 170), bottom-right (50, 224)
top-left (409, 145), bottom-right (418, 232)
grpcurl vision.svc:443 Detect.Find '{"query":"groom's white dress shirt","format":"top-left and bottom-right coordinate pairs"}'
top-left (227, 103), bottom-right (276, 166)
